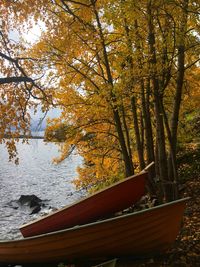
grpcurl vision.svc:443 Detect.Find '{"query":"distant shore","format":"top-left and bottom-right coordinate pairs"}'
top-left (4, 135), bottom-right (44, 139)
top-left (24, 136), bottom-right (44, 139)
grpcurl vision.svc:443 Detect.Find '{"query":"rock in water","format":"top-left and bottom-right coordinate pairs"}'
top-left (30, 206), bottom-right (41, 214)
top-left (18, 195), bottom-right (42, 206)
top-left (18, 195), bottom-right (43, 214)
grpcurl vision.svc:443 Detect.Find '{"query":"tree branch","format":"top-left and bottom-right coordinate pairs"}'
top-left (0, 76), bottom-right (33, 85)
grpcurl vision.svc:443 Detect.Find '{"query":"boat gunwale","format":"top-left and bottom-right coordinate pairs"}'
top-left (2, 197), bottom-right (190, 244)
top-left (20, 171), bottom-right (147, 229)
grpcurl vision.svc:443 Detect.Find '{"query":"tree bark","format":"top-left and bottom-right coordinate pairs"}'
top-left (121, 102), bottom-right (133, 165)
top-left (167, 0), bottom-right (189, 198)
top-left (147, 0), bottom-right (169, 200)
top-left (133, 20), bottom-right (155, 165)
top-left (122, 17), bottom-right (146, 171)
top-left (131, 96), bottom-right (145, 170)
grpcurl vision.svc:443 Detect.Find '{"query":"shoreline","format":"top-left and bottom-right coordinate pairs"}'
top-left (3, 135), bottom-right (44, 139)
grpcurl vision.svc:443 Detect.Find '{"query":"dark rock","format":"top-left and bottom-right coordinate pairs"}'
top-left (18, 195), bottom-right (42, 206)
top-left (30, 199), bottom-right (41, 208)
top-left (30, 206), bottom-right (41, 214)
top-left (18, 195), bottom-right (45, 214)
top-left (5, 195), bottom-right (50, 215)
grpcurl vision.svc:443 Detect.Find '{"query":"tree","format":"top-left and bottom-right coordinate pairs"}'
top-left (1, 0), bottom-right (199, 200)
top-left (0, 2), bottom-right (52, 162)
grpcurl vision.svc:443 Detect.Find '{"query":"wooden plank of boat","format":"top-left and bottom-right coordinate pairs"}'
top-left (20, 171), bottom-right (147, 237)
top-left (91, 258), bottom-right (117, 267)
top-left (0, 198), bottom-right (189, 265)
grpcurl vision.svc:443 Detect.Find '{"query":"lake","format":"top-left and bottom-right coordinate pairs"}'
top-left (0, 139), bottom-right (83, 240)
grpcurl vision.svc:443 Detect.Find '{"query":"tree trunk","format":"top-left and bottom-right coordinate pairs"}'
top-left (92, 1), bottom-right (134, 177)
top-left (122, 17), bottom-right (146, 171)
top-left (144, 79), bottom-right (155, 165)
top-left (168, 0), bottom-right (189, 198)
top-left (131, 96), bottom-right (145, 170)
top-left (134, 20), bottom-right (155, 167)
top-left (147, 0), bottom-right (169, 200)
top-left (121, 102), bottom-right (133, 166)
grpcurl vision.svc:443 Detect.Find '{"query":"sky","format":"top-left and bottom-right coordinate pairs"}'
top-left (30, 107), bottom-right (61, 131)
top-left (9, 20), bottom-right (60, 129)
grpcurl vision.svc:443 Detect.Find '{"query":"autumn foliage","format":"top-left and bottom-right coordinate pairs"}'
top-left (0, 0), bottom-right (200, 200)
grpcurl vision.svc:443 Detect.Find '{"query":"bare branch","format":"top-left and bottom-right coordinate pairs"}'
top-left (0, 76), bottom-right (33, 85)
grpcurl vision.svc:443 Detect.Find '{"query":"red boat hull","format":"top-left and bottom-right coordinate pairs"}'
top-left (1, 198), bottom-right (188, 264)
top-left (20, 172), bottom-right (147, 237)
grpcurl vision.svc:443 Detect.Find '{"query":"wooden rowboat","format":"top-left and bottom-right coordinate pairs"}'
top-left (0, 198), bottom-right (188, 265)
top-left (20, 171), bottom-right (147, 237)
top-left (92, 258), bottom-right (117, 267)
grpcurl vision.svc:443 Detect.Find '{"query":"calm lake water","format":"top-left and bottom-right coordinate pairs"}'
top-left (0, 139), bottom-right (83, 240)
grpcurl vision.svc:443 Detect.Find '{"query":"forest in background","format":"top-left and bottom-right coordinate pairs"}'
top-left (0, 0), bottom-right (200, 202)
